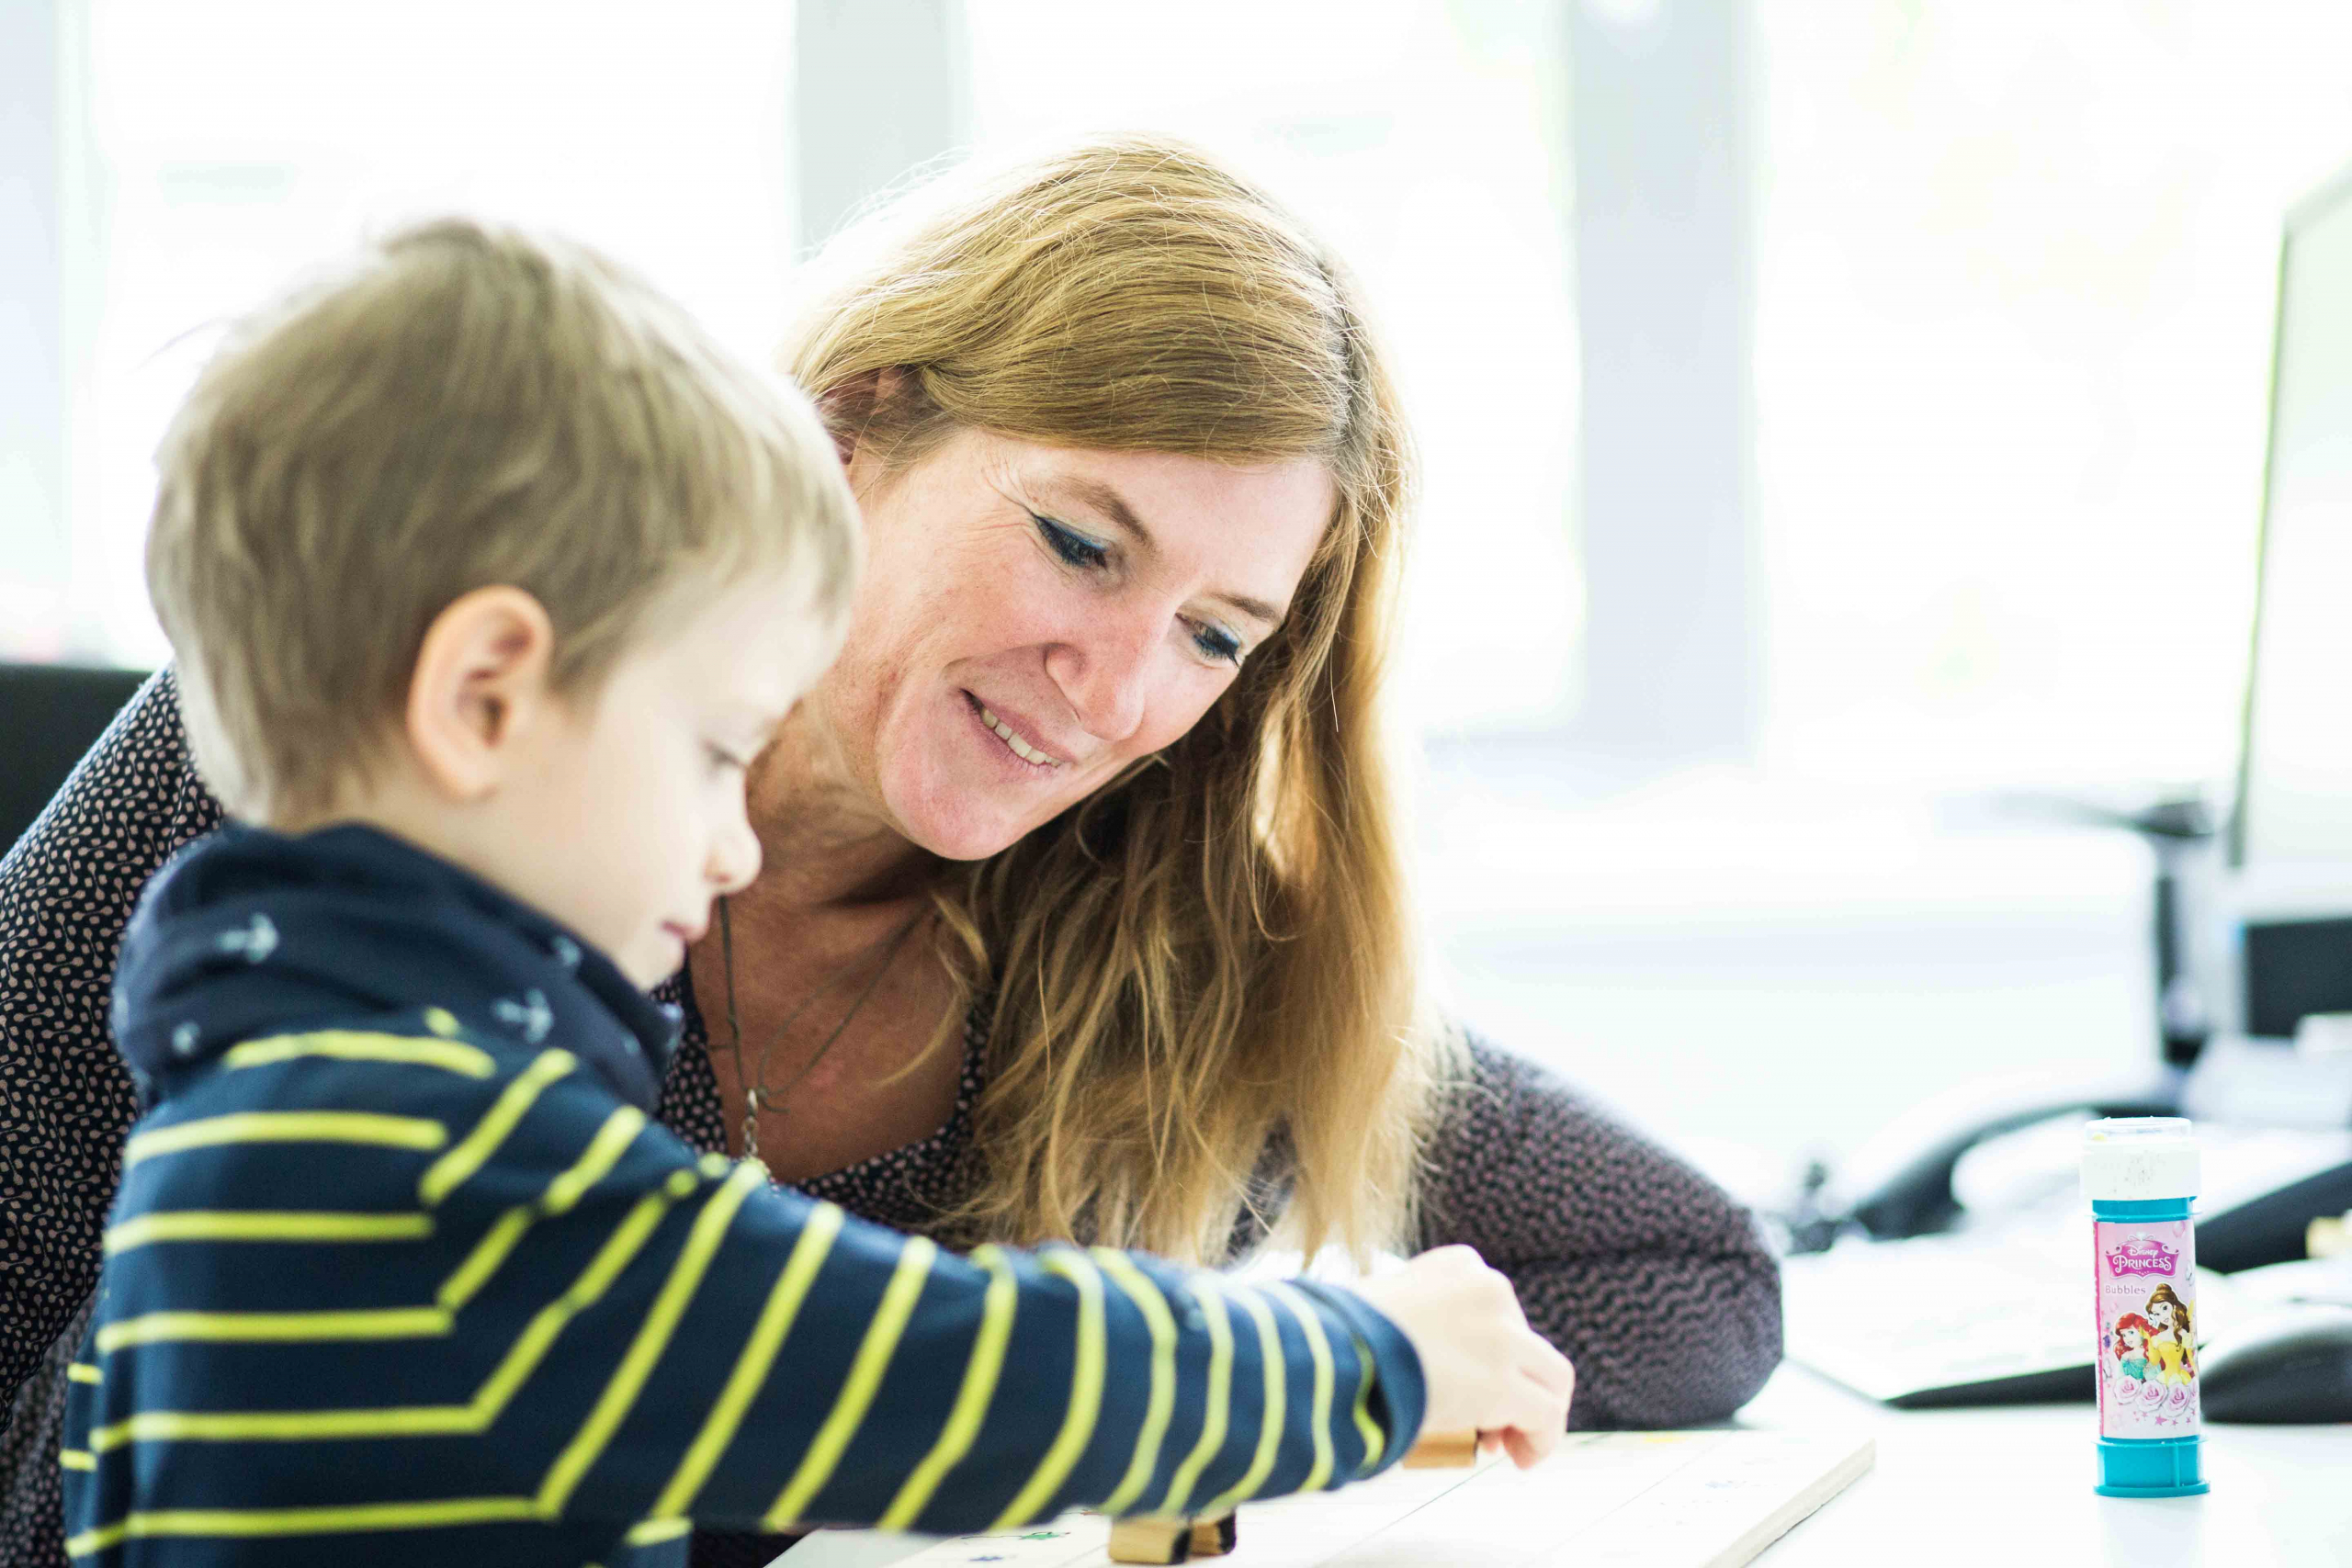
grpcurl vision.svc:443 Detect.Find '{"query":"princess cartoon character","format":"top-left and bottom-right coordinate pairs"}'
top-left (2143, 1283), bottom-right (2196, 1385)
top-left (2110, 1314), bottom-right (2154, 1385)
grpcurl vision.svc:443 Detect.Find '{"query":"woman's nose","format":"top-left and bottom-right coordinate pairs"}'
top-left (1046, 615), bottom-right (1156, 743)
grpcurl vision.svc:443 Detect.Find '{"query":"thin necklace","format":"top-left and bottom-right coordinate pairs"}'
top-left (717, 895), bottom-right (926, 1164)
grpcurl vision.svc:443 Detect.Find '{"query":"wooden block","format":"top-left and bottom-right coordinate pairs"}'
top-left (1107, 1517), bottom-right (1193, 1563)
top-left (1188, 1513), bottom-right (1238, 1556)
top-left (1106, 1512), bottom-right (1238, 1562)
top-left (1400, 1428), bottom-right (1479, 1468)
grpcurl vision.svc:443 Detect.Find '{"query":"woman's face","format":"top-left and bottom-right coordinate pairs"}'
top-left (2149, 1300), bottom-right (2176, 1331)
top-left (810, 427), bottom-right (1335, 860)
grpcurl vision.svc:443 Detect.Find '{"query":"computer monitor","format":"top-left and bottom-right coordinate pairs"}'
top-left (2228, 163), bottom-right (2352, 1033)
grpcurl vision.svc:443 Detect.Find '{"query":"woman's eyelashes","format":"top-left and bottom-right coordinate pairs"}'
top-left (1033, 512), bottom-right (1248, 669)
top-left (1187, 619), bottom-right (1246, 667)
top-left (1034, 513), bottom-right (1109, 570)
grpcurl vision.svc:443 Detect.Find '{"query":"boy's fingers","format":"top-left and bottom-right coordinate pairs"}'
top-left (1503, 1424), bottom-right (1555, 1468)
top-left (1520, 1336), bottom-right (1576, 1397)
top-left (1499, 1371), bottom-right (1566, 1446)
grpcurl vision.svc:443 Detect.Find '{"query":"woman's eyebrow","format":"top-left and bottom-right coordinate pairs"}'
top-left (1036, 474), bottom-right (1288, 627)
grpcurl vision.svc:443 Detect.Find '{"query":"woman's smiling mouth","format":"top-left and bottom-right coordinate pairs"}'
top-left (965, 693), bottom-right (1063, 769)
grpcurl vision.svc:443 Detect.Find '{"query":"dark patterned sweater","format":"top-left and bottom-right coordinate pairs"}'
top-left (0, 671), bottom-right (1782, 1567)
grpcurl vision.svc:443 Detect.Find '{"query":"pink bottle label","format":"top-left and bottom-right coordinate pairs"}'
top-left (2093, 1217), bottom-right (2199, 1438)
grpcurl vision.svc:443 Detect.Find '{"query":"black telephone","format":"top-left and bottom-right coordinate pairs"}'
top-left (1794, 1078), bottom-right (2352, 1274)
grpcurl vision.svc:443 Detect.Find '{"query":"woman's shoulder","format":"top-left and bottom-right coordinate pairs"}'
top-left (3, 666), bottom-right (220, 887)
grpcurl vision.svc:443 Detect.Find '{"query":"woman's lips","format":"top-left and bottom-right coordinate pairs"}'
top-left (964, 692), bottom-right (1063, 768)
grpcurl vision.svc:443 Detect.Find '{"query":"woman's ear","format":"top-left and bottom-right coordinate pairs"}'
top-left (817, 366), bottom-right (910, 471)
top-left (404, 586), bottom-right (559, 802)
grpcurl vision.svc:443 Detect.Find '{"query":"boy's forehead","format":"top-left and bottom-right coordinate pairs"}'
top-left (665, 572), bottom-right (831, 703)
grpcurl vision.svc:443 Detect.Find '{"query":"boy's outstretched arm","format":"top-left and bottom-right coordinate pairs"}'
top-left (570, 1158), bottom-right (1426, 1541)
top-left (67, 1050), bottom-right (1442, 1559)
top-left (432, 1066), bottom-right (1434, 1540)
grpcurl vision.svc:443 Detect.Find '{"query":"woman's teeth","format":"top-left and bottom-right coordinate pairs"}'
top-left (978, 704), bottom-right (1057, 767)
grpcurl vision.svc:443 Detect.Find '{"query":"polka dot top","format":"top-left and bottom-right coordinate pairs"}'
top-left (0, 671), bottom-right (1782, 1567)
top-left (649, 972), bottom-right (993, 1237)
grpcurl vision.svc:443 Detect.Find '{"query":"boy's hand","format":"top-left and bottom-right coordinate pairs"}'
top-left (1344, 1245), bottom-right (1575, 1469)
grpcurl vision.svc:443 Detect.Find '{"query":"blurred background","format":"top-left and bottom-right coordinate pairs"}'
top-left (10, 0), bottom-right (2352, 1205)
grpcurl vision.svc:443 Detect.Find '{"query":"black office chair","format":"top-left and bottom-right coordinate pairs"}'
top-left (1, 661), bottom-right (153, 859)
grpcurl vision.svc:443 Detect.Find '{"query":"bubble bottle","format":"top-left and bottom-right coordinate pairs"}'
top-left (2084, 1117), bottom-right (2207, 1497)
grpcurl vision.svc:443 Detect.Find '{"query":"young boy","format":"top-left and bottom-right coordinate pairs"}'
top-left (62, 221), bottom-right (1566, 1565)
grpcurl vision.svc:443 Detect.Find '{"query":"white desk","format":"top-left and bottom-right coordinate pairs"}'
top-left (1741, 1365), bottom-right (2352, 1567)
top-left (780, 1366), bottom-right (2352, 1568)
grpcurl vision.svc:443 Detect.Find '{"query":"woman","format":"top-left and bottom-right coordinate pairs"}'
top-left (0, 137), bottom-right (1780, 1565)
top-left (2143, 1285), bottom-right (2195, 1385)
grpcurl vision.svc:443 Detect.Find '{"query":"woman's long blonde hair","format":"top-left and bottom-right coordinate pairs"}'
top-left (785, 135), bottom-right (1453, 1265)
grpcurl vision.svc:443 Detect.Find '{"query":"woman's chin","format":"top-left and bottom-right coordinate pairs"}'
top-left (879, 714), bottom-right (1085, 861)
top-left (885, 777), bottom-right (1053, 863)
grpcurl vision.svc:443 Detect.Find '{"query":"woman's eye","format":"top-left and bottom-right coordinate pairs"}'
top-left (1035, 514), bottom-right (1110, 570)
top-left (1189, 621), bottom-right (1245, 668)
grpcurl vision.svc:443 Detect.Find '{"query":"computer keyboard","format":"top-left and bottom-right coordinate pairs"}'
top-left (1786, 1123), bottom-right (2352, 1406)
top-left (1784, 1224), bottom-right (2152, 1405)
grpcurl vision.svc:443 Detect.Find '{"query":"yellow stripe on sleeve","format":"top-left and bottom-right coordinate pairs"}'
top-left (65, 1363), bottom-right (99, 1385)
top-left (85, 1183), bottom-right (691, 1454)
top-left (876, 1244), bottom-right (1021, 1530)
top-left (539, 1107), bottom-right (647, 1211)
top-left (89, 1405), bottom-right (478, 1453)
top-left (1195, 1285), bottom-right (1288, 1517)
top-left (1261, 1284), bottom-right (1337, 1493)
top-left (222, 1032), bottom-right (494, 1077)
top-left (95, 1307), bottom-right (450, 1355)
top-left (536, 1162), bottom-right (765, 1514)
top-left (1151, 1276), bottom-right (1236, 1517)
top-left (437, 1105), bottom-right (650, 1310)
top-left (469, 1188), bottom-right (680, 1417)
top-left (1344, 1328), bottom-right (1385, 1472)
top-left (124, 1111), bottom-right (446, 1168)
top-left (624, 1517), bottom-right (694, 1546)
top-left (763, 1237), bottom-right (941, 1529)
top-left (105, 1211), bottom-right (432, 1254)
top-left (987, 1249), bottom-right (1109, 1530)
top-left (58, 1450), bottom-right (93, 1472)
top-left (1087, 1250), bottom-right (1180, 1517)
top-left (66, 1496), bottom-right (540, 1557)
top-left (417, 1049), bottom-right (577, 1205)
top-left (437, 1208), bottom-right (535, 1313)
top-left (651, 1204), bottom-right (845, 1520)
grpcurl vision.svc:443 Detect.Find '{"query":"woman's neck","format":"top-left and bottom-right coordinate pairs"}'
top-left (738, 705), bottom-right (934, 919)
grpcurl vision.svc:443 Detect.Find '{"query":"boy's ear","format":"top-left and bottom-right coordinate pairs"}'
top-left (405, 586), bottom-right (559, 802)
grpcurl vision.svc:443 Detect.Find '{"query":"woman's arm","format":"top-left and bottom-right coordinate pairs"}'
top-left (1417, 1034), bottom-right (1782, 1430)
top-left (0, 669), bottom-right (220, 1409)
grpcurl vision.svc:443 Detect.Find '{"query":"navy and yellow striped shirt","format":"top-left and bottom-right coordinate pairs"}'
top-left (63, 825), bottom-right (1423, 1566)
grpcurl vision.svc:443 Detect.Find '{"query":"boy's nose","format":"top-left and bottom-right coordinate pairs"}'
top-left (710, 811), bottom-right (762, 895)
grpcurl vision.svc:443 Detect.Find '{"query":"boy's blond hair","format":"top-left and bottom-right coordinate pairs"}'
top-left (149, 217), bottom-right (859, 823)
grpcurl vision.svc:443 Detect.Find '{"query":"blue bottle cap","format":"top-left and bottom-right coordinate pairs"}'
top-left (2095, 1435), bottom-right (2207, 1498)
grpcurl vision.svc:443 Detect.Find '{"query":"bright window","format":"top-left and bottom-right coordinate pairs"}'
top-left (1756, 0), bottom-right (2352, 793)
top-left (7, 0), bottom-right (793, 666)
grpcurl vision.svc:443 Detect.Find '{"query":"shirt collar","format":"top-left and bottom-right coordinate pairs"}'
top-left (113, 821), bottom-right (680, 1110)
